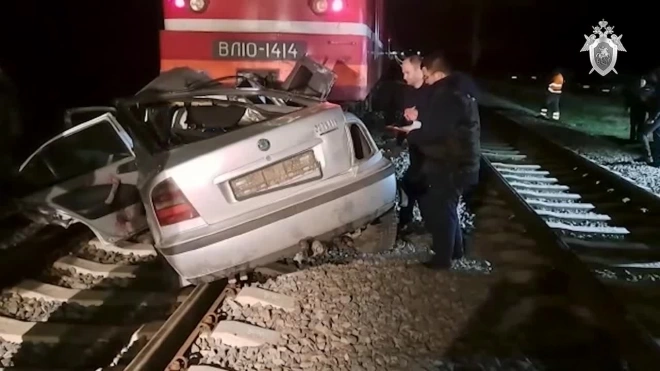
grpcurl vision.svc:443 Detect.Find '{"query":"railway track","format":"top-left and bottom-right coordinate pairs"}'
top-left (115, 118), bottom-right (660, 370)
top-left (0, 221), bottom-right (187, 369)
top-left (480, 108), bottom-right (660, 339)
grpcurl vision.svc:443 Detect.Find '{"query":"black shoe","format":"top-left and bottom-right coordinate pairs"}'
top-left (399, 221), bottom-right (425, 235)
top-left (397, 223), bottom-right (414, 236)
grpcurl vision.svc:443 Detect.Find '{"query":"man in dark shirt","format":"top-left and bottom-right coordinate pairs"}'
top-left (396, 55), bottom-right (429, 232)
top-left (623, 77), bottom-right (652, 143)
top-left (395, 52), bottom-right (481, 269)
top-left (641, 72), bottom-right (660, 167)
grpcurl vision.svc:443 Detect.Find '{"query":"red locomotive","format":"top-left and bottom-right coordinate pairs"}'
top-left (160, 0), bottom-right (389, 102)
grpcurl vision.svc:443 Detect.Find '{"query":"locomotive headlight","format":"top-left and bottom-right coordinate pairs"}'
top-left (309, 0), bottom-right (329, 14)
top-left (189, 0), bottom-right (209, 12)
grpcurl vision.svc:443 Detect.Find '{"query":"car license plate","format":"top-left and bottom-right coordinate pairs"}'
top-left (213, 41), bottom-right (307, 61)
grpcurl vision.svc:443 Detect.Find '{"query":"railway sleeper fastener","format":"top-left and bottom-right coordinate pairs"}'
top-left (168, 357), bottom-right (188, 371)
top-left (200, 312), bottom-right (219, 332)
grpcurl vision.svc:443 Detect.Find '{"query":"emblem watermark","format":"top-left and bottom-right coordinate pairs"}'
top-left (580, 19), bottom-right (626, 76)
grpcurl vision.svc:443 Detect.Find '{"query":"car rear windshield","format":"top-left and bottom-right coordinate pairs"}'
top-left (123, 96), bottom-right (304, 153)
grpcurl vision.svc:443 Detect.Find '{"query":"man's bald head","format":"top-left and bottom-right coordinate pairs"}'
top-left (401, 55), bottom-right (424, 88)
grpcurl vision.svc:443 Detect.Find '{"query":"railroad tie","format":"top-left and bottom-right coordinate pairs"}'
top-left (205, 287), bottom-right (296, 347)
top-left (189, 365), bottom-right (230, 370)
top-left (88, 238), bottom-right (157, 258)
top-left (53, 256), bottom-right (139, 279)
top-left (497, 168), bottom-right (550, 176)
top-left (0, 315), bottom-right (123, 345)
top-left (4, 279), bottom-right (173, 307)
top-left (234, 286), bottom-right (296, 311)
top-left (209, 320), bottom-right (283, 347)
top-left (491, 162), bottom-right (541, 170)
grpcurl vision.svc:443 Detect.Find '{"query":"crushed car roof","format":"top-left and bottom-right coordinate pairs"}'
top-left (135, 67), bottom-right (215, 95)
top-left (134, 56), bottom-right (337, 101)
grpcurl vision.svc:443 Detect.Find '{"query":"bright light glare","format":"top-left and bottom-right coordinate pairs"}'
top-left (174, 0), bottom-right (185, 8)
top-left (331, 0), bottom-right (343, 11)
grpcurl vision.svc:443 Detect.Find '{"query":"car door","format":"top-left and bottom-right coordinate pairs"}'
top-left (17, 113), bottom-right (147, 245)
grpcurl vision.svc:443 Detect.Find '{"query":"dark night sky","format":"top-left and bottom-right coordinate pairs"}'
top-left (388, 0), bottom-right (655, 78)
top-left (0, 0), bottom-right (656, 145)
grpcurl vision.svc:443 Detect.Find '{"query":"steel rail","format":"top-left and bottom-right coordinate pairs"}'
top-left (124, 280), bottom-right (228, 371)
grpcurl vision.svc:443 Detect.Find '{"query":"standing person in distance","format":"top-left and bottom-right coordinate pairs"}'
top-left (392, 52), bottom-right (481, 269)
top-left (641, 71), bottom-right (660, 167)
top-left (623, 75), bottom-right (654, 163)
top-left (538, 69), bottom-right (564, 121)
top-left (396, 55), bottom-right (430, 234)
top-left (623, 76), bottom-right (649, 143)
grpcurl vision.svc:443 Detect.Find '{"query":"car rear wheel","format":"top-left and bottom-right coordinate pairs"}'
top-left (352, 207), bottom-right (397, 254)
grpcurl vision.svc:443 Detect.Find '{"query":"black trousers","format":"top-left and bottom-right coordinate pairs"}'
top-left (650, 128), bottom-right (660, 164)
top-left (540, 92), bottom-right (560, 119)
top-left (399, 147), bottom-right (424, 226)
top-left (399, 171), bottom-right (425, 226)
top-left (629, 108), bottom-right (646, 141)
top-left (418, 180), bottom-right (463, 268)
top-left (641, 115), bottom-right (660, 163)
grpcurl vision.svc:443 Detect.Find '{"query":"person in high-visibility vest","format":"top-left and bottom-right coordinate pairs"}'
top-left (539, 70), bottom-right (564, 120)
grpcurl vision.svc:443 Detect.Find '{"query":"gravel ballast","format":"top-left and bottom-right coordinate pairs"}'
top-left (196, 261), bottom-right (497, 371)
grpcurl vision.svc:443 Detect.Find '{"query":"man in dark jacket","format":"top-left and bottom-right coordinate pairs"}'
top-left (395, 52), bottom-right (480, 269)
top-left (641, 72), bottom-right (660, 167)
top-left (396, 55), bottom-right (430, 232)
top-left (623, 76), bottom-right (652, 143)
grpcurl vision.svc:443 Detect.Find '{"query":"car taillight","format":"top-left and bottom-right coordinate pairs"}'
top-left (151, 178), bottom-right (200, 227)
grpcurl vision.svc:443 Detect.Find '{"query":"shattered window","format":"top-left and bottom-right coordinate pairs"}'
top-left (19, 119), bottom-right (132, 189)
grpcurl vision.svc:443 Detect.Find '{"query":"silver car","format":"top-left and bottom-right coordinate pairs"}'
top-left (16, 57), bottom-right (397, 284)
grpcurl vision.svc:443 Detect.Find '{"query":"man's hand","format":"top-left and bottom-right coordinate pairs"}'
top-left (386, 123), bottom-right (419, 134)
top-left (385, 125), bottom-right (405, 133)
top-left (404, 107), bottom-right (418, 121)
